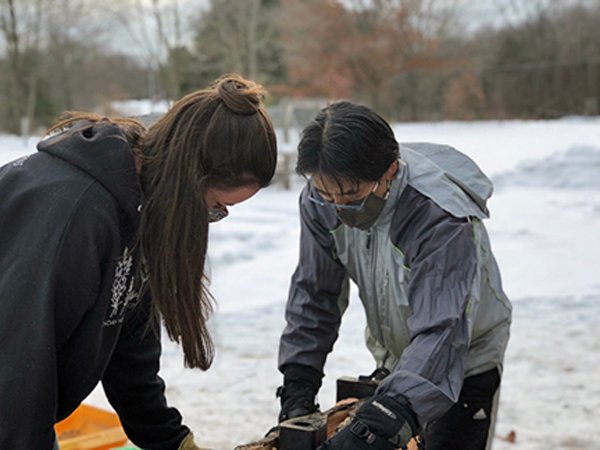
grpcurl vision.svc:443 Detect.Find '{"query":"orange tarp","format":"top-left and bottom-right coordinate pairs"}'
top-left (55, 404), bottom-right (128, 450)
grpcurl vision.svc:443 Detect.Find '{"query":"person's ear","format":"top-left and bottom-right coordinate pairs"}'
top-left (383, 159), bottom-right (399, 181)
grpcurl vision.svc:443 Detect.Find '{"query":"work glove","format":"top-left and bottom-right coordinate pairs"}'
top-left (317, 395), bottom-right (417, 450)
top-left (277, 364), bottom-right (322, 422)
top-left (178, 432), bottom-right (210, 450)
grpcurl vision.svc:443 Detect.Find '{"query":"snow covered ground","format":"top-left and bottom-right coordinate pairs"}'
top-left (1, 118), bottom-right (599, 449)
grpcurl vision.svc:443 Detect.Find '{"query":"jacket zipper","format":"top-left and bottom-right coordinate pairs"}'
top-left (368, 227), bottom-right (384, 343)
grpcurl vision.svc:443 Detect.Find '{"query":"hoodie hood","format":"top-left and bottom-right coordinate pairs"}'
top-left (37, 120), bottom-right (141, 227)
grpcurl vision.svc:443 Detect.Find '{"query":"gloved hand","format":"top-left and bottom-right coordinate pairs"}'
top-left (317, 395), bottom-right (417, 450)
top-left (178, 431), bottom-right (210, 450)
top-left (277, 364), bottom-right (322, 422)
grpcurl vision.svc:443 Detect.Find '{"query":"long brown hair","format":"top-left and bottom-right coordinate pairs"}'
top-left (137, 74), bottom-right (277, 369)
top-left (47, 74), bottom-right (277, 370)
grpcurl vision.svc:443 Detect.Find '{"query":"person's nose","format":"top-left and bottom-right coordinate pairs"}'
top-left (331, 194), bottom-right (346, 205)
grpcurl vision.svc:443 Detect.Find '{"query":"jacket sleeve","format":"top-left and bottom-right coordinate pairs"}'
top-left (102, 295), bottom-right (190, 450)
top-left (0, 182), bottom-right (113, 449)
top-left (278, 186), bottom-right (349, 374)
top-left (377, 202), bottom-right (478, 426)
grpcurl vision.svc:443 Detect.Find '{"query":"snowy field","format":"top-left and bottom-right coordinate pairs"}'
top-left (1, 118), bottom-right (600, 449)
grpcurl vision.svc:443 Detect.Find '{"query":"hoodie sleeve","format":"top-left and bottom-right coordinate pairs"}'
top-left (278, 186), bottom-right (349, 374)
top-left (377, 191), bottom-right (477, 426)
top-left (0, 237), bottom-right (60, 449)
top-left (0, 179), bottom-right (115, 449)
top-left (102, 297), bottom-right (190, 450)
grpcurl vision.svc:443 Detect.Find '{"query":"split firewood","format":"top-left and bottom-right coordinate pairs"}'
top-left (235, 398), bottom-right (419, 450)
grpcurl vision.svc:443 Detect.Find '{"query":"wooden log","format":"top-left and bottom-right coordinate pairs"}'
top-left (235, 399), bottom-right (418, 450)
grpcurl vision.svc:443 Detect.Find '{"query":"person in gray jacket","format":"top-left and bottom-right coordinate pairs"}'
top-left (276, 101), bottom-right (512, 450)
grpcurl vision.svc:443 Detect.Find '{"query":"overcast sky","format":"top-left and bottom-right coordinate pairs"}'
top-left (103, 0), bottom-right (532, 61)
top-left (111, 0), bottom-right (589, 56)
top-left (1, 0), bottom-right (594, 62)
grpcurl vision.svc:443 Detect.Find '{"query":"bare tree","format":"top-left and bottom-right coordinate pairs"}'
top-left (0, 0), bottom-right (111, 131)
top-left (45, 0), bottom-right (107, 110)
top-left (103, 0), bottom-right (193, 100)
top-left (193, 0), bottom-right (281, 84)
top-left (0, 0), bottom-right (45, 133)
top-left (280, 0), bottom-right (460, 118)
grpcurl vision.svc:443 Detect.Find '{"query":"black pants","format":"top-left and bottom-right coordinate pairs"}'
top-left (419, 368), bottom-right (501, 450)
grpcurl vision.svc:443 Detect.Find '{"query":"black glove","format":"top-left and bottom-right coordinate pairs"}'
top-left (317, 395), bottom-right (418, 450)
top-left (277, 364), bottom-right (322, 422)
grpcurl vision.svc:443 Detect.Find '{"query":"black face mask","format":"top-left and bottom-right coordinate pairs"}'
top-left (208, 207), bottom-right (229, 223)
top-left (336, 192), bottom-right (387, 230)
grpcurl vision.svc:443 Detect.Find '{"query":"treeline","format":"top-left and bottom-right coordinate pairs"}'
top-left (1, 0), bottom-right (599, 133)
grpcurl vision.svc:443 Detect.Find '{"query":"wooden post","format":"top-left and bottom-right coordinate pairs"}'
top-left (281, 153), bottom-right (292, 190)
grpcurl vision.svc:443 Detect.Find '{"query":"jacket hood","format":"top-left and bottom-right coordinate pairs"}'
top-left (398, 142), bottom-right (493, 219)
top-left (37, 120), bottom-right (141, 226)
top-left (373, 141), bottom-right (493, 229)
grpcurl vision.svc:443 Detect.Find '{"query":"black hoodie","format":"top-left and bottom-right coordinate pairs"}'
top-left (0, 122), bottom-right (190, 449)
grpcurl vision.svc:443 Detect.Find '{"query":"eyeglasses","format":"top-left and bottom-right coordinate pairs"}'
top-left (308, 181), bottom-right (379, 211)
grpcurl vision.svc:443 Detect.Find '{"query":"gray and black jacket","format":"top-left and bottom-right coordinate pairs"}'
top-left (279, 143), bottom-right (512, 426)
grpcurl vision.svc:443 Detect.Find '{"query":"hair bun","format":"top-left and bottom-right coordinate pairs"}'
top-left (215, 74), bottom-right (265, 115)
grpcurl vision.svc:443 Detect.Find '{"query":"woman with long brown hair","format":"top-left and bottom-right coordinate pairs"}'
top-left (0, 74), bottom-right (277, 449)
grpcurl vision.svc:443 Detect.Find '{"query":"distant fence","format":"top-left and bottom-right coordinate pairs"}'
top-left (269, 98), bottom-right (327, 189)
